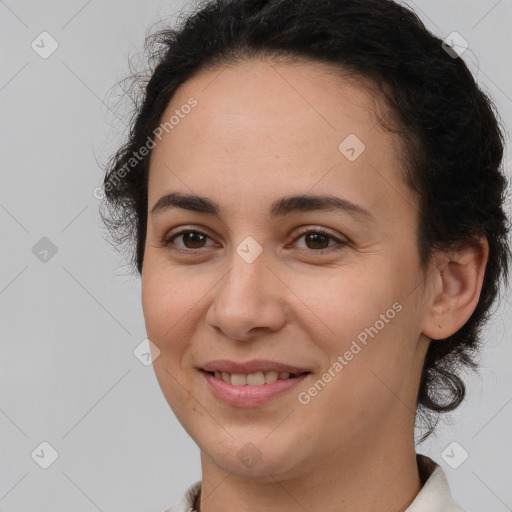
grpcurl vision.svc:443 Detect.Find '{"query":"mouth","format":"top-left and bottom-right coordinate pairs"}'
top-left (200, 368), bottom-right (312, 408)
top-left (200, 369), bottom-right (310, 386)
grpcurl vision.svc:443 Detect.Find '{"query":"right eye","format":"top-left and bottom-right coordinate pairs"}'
top-left (161, 229), bottom-right (215, 252)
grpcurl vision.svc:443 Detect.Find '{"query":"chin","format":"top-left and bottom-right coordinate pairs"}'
top-left (198, 434), bottom-right (307, 481)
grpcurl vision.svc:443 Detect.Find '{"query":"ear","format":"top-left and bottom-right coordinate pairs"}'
top-left (422, 237), bottom-right (489, 340)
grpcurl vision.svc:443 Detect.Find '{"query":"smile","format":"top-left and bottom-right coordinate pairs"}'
top-left (200, 369), bottom-right (311, 408)
top-left (208, 370), bottom-right (305, 386)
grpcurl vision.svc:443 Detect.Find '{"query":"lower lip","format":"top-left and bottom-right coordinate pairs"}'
top-left (201, 370), bottom-right (310, 408)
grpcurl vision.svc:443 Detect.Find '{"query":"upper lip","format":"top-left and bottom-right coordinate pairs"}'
top-left (200, 359), bottom-right (310, 374)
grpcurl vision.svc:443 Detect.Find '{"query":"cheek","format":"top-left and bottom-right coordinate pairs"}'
top-left (291, 266), bottom-right (417, 383)
top-left (141, 275), bottom-right (168, 339)
top-left (141, 261), bottom-right (214, 374)
top-left (290, 268), bottom-right (397, 342)
top-left (141, 267), bottom-right (191, 350)
top-left (142, 270), bottom-right (201, 408)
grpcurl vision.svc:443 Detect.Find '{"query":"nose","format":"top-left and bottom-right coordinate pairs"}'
top-left (206, 249), bottom-right (287, 342)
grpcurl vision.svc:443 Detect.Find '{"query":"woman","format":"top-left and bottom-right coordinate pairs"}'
top-left (100, 0), bottom-right (511, 510)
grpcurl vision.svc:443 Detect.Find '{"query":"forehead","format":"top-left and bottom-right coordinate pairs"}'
top-left (148, 57), bottom-right (415, 224)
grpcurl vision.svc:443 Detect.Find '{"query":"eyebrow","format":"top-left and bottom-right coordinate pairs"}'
top-left (150, 192), bottom-right (376, 223)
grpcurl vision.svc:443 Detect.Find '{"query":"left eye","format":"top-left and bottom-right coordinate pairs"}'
top-left (293, 230), bottom-right (344, 252)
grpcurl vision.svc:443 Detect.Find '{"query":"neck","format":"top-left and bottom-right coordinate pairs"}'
top-left (195, 433), bottom-right (422, 512)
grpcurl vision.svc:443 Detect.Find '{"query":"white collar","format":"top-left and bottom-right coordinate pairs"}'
top-left (407, 454), bottom-right (465, 511)
top-left (163, 454), bottom-right (465, 512)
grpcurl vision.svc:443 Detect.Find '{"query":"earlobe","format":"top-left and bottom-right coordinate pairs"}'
top-left (422, 237), bottom-right (489, 340)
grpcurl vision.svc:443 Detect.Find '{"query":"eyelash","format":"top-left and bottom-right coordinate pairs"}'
top-left (160, 227), bottom-right (348, 255)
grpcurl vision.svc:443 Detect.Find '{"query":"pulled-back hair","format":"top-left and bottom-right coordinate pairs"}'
top-left (100, 0), bottom-right (511, 440)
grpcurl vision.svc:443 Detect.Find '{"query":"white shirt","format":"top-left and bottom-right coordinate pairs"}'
top-left (163, 454), bottom-right (465, 512)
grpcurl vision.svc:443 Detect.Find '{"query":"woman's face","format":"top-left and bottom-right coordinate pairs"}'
top-left (142, 58), bottom-right (433, 479)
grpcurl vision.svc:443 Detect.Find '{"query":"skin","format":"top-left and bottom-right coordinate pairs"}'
top-left (141, 57), bottom-right (488, 512)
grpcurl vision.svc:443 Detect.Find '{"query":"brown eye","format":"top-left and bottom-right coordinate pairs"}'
top-left (162, 230), bottom-right (213, 251)
top-left (292, 229), bottom-right (347, 254)
top-left (303, 232), bottom-right (332, 250)
top-left (180, 232), bottom-right (207, 249)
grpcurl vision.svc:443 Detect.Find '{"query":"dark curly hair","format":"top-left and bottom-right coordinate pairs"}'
top-left (100, 0), bottom-right (511, 440)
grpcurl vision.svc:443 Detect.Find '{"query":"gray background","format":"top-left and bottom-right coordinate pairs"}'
top-left (0, 0), bottom-right (511, 511)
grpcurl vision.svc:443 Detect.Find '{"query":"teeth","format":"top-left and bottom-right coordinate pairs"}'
top-left (231, 373), bottom-right (248, 385)
top-left (211, 370), bottom-right (296, 385)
